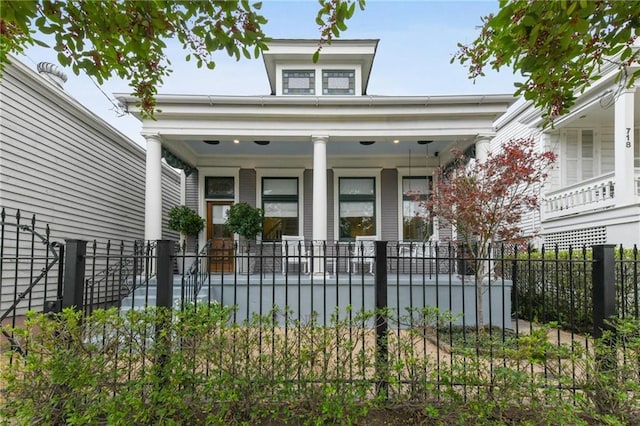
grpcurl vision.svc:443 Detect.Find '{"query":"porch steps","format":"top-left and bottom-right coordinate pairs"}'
top-left (119, 275), bottom-right (211, 313)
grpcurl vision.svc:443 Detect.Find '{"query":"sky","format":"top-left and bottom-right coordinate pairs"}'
top-left (17, 0), bottom-right (521, 147)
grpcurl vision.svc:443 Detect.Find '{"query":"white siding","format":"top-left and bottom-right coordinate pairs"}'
top-left (492, 102), bottom-right (547, 238)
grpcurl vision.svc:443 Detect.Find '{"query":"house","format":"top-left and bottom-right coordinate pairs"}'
top-left (492, 57), bottom-right (639, 248)
top-left (0, 56), bottom-right (181, 316)
top-left (116, 39), bottom-right (516, 273)
top-left (0, 56), bottom-right (181, 244)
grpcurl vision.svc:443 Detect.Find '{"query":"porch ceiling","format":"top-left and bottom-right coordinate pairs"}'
top-left (178, 136), bottom-right (470, 158)
top-left (118, 92), bottom-right (516, 166)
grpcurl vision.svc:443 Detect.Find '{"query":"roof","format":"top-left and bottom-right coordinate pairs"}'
top-left (262, 39), bottom-right (379, 95)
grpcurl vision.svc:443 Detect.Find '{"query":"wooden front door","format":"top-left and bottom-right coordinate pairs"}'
top-left (207, 201), bottom-right (234, 272)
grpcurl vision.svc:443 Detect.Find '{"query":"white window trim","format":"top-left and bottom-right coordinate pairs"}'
top-left (333, 168), bottom-right (382, 241)
top-left (276, 63), bottom-right (362, 96)
top-left (256, 168), bottom-right (305, 237)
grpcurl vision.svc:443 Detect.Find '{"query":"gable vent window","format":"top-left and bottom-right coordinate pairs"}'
top-left (323, 70), bottom-right (355, 95)
top-left (283, 70), bottom-right (315, 95)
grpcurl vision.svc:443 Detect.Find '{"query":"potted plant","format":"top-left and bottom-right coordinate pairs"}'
top-left (224, 202), bottom-right (263, 273)
top-left (168, 205), bottom-right (205, 273)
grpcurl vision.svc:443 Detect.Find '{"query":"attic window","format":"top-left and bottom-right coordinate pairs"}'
top-left (282, 70), bottom-right (315, 95)
top-left (323, 70), bottom-right (355, 95)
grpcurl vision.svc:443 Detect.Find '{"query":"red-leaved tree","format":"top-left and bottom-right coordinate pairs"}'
top-left (426, 137), bottom-right (556, 326)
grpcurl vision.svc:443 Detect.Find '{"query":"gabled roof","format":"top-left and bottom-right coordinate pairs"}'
top-left (262, 39), bottom-right (379, 95)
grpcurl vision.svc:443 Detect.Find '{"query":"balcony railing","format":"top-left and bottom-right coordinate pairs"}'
top-left (544, 172), bottom-right (616, 219)
top-left (544, 169), bottom-right (640, 219)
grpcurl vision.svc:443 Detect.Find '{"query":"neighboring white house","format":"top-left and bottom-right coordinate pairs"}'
top-left (116, 38), bottom-right (516, 273)
top-left (492, 57), bottom-right (639, 248)
top-left (0, 56), bottom-right (181, 315)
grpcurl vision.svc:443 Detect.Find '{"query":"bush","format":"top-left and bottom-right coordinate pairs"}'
top-left (2, 306), bottom-right (639, 424)
top-left (510, 247), bottom-right (639, 334)
top-left (167, 205), bottom-right (205, 237)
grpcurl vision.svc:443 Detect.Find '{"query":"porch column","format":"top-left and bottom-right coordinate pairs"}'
top-left (614, 87), bottom-right (636, 204)
top-left (474, 133), bottom-right (493, 164)
top-left (145, 134), bottom-right (163, 241)
top-left (312, 135), bottom-right (328, 274)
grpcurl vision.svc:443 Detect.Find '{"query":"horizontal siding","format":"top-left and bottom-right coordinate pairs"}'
top-left (0, 59), bottom-right (180, 313)
top-left (185, 170), bottom-right (199, 211)
top-left (493, 104), bottom-right (548, 237)
top-left (380, 169), bottom-right (398, 241)
top-left (303, 169), bottom-right (313, 240)
top-left (239, 169), bottom-right (256, 206)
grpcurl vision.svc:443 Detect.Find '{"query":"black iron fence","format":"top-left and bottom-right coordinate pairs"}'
top-left (2, 209), bottom-right (640, 406)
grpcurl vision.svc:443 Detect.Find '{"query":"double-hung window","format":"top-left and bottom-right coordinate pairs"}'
top-left (339, 177), bottom-right (376, 240)
top-left (262, 177), bottom-right (299, 241)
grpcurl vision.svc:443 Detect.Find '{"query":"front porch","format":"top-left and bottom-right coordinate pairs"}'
top-left (544, 169), bottom-right (640, 219)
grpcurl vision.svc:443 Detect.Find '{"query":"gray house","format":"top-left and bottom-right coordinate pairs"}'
top-left (0, 56), bottom-right (181, 316)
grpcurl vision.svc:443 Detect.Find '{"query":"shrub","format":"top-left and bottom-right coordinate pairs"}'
top-left (167, 205), bottom-right (205, 237)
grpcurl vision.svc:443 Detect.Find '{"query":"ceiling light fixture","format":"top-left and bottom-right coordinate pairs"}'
top-left (417, 140), bottom-right (433, 145)
top-left (233, 139), bottom-right (240, 144)
top-left (359, 141), bottom-right (375, 146)
top-left (393, 139), bottom-right (400, 144)
top-left (203, 140), bottom-right (220, 145)
top-left (254, 140), bottom-right (270, 146)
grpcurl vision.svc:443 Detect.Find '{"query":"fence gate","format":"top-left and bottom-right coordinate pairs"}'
top-left (0, 209), bottom-right (63, 355)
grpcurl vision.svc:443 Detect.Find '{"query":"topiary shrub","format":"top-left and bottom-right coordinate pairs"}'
top-left (168, 205), bottom-right (205, 238)
top-left (224, 202), bottom-right (263, 252)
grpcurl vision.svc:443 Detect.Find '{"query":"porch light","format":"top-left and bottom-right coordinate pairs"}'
top-left (393, 139), bottom-right (400, 144)
top-left (359, 141), bottom-right (375, 146)
top-left (203, 140), bottom-right (220, 145)
top-left (254, 140), bottom-right (270, 146)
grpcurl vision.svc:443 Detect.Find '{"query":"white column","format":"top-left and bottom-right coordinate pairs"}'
top-left (614, 87), bottom-right (636, 204)
top-left (145, 134), bottom-right (163, 241)
top-left (474, 133), bottom-right (493, 164)
top-left (312, 136), bottom-right (328, 274)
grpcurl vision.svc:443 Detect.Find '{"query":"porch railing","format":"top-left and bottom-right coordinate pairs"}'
top-left (544, 172), bottom-right (616, 219)
top-left (544, 169), bottom-right (640, 219)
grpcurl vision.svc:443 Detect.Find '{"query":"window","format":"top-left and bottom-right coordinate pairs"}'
top-left (322, 70), bottom-right (355, 95)
top-left (205, 177), bottom-right (234, 199)
top-left (564, 129), bottom-right (596, 185)
top-left (402, 177), bottom-right (433, 241)
top-left (282, 70), bottom-right (315, 95)
top-left (339, 177), bottom-right (376, 240)
top-left (262, 178), bottom-right (299, 241)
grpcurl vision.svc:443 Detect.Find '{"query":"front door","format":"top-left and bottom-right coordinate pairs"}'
top-left (207, 201), bottom-right (234, 272)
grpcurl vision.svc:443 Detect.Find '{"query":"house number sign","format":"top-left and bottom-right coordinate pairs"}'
top-left (627, 127), bottom-right (632, 148)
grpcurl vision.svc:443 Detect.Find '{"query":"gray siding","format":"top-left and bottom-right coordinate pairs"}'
top-left (327, 169), bottom-right (334, 241)
top-left (185, 169), bottom-right (199, 212)
top-left (380, 169), bottom-right (398, 241)
top-left (0, 59), bottom-right (180, 244)
top-left (0, 58), bottom-right (180, 313)
top-left (239, 169), bottom-right (256, 206)
top-left (303, 169), bottom-right (313, 240)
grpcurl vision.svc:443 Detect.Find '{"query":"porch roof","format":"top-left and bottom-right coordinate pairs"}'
top-left (116, 92), bottom-right (516, 168)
